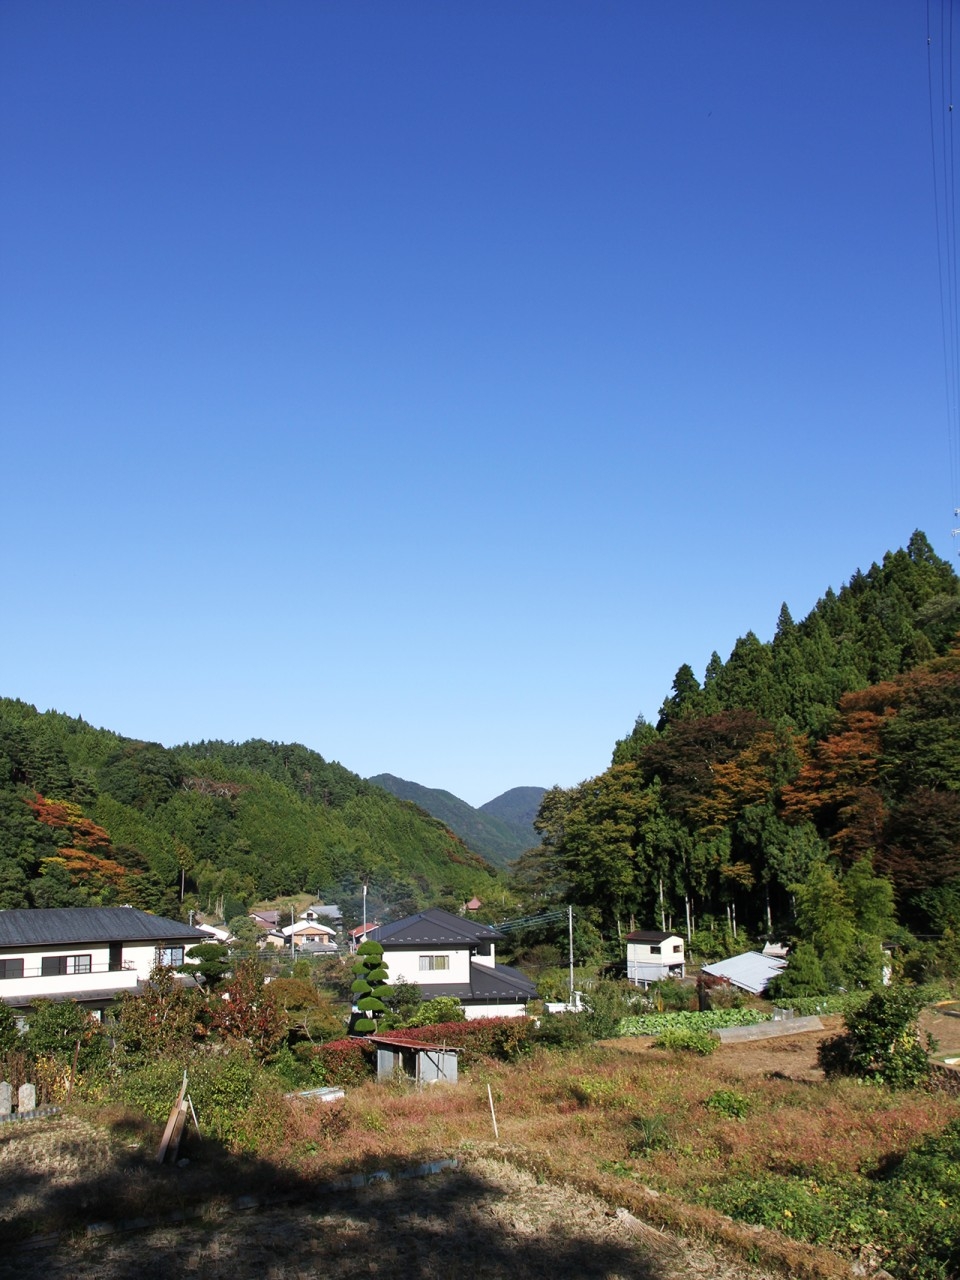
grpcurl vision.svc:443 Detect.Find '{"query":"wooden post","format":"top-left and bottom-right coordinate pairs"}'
top-left (66, 1038), bottom-right (81, 1106)
top-left (487, 1083), bottom-right (499, 1140)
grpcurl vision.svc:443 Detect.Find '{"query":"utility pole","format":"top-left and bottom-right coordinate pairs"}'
top-left (568, 905), bottom-right (575, 1006)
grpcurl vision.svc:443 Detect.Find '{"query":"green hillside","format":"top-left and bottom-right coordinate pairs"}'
top-left (0, 714), bottom-right (499, 925)
top-left (527, 531), bottom-right (960, 970)
top-left (368, 774), bottom-right (539, 867)
top-left (479, 786), bottom-right (545, 842)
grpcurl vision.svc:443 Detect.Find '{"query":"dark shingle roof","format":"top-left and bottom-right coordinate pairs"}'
top-left (372, 908), bottom-right (502, 947)
top-left (468, 961), bottom-right (537, 1000)
top-left (0, 907), bottom-right (207, 948)
top-left (395, 962), bottom-right (536, 1004)
top-left (625, 930), bottom-right (683, 944)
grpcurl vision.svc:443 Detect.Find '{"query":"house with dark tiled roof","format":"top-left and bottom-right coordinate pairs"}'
top-left (371, 908), bottom-right (536, 1020)
top-left (0, 907), bottom-right (207, 1017)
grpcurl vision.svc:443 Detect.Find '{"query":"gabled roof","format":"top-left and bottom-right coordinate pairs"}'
top-left (372, 907), bottom-right (502, 947)
top-left (303, 903), bottom-right (341, 919)
top-left (0, 907), bottom-right (206, 948)
top-left (625, 930), bottom-right (683, 944)
top-left (702, 951), bottom-right (787, 995)
top-left (282, 919), bottom-right (336, 937)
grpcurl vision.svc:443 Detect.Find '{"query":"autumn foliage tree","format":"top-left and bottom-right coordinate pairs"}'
top-left (207, 960), bottom-right (286, 1061)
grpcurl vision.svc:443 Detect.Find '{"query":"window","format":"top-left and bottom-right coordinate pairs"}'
top-left (0, 959), bottom-right (23, 980)
top-left (157, 946), bottom-right (184, 967)
top-left (41, 955), bottom-right (91, 976)
top-left (649, 945), bottom-right (661, 955)
top-left (673, 944), bottom-right (682, 954)
top-left (419, 955), bottom-right (450, 971)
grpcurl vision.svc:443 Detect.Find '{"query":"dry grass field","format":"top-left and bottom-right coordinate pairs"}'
top-left (1, 1013), bottom-right (958, 1280)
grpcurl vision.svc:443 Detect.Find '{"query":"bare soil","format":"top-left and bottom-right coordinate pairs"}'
top-left (4, 1155), bottom-right (784, 1280)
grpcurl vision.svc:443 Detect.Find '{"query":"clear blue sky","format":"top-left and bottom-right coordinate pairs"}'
top-left (1, 2), bottom-right (956, 806)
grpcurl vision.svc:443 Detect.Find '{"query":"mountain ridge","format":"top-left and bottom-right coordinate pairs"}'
top-left (368, 775), bottom-right (544, 868)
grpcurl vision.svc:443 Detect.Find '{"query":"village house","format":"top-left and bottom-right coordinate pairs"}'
top-left (263, 919), bottom-right (339, 952)
top-left (0, 906), bottom-right (208, 1018)
top-left (625, 929), bottom-right (686, 987)
top-left (370, 907), bottom-right (537, 1019)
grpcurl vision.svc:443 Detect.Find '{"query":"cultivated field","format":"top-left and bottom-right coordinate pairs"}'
top-left (1, 1013), bottom-right (958, 1280)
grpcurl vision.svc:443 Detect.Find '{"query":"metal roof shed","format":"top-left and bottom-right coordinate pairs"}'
top-left (701, 951), bottom-right (787, 995)
top-left (367, 1035), bottom-right (460, 1085)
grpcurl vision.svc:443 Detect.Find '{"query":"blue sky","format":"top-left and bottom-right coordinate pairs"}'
top-left (1, 2), bottom-right (956, 806)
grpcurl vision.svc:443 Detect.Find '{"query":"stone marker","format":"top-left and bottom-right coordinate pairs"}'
top-left (0, 1082), bottom-right (10, 1115)
top-left (18, 1083), bottom-right (36, 1113)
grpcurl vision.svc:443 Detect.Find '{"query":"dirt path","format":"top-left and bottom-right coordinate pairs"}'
top-left (7, 1157), bottom-right (785, 1280)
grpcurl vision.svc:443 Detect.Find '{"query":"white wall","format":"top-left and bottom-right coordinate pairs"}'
top-left (382, 946), bottom-right (472, 986)
top-left (0, 938), bottom-right (188, 1002)
top-left (463, 1001), bottom-right (525, 1020)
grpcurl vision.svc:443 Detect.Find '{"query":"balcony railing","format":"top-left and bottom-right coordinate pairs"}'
top-left (0, 960), bottom-right (136, 980)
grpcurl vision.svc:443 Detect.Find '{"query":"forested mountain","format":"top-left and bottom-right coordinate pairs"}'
top-left (524, 532), bottom-right (960, 950)
top-left (0, 713), bottom-right (499, 925)
top-left (368, 775), bottom-right (542, 867)
top-left (479, 787), bottom-right (546, 841)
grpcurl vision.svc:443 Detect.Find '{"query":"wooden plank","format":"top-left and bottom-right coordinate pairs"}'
top-left (155, 1072), bottom-right (188, 1164)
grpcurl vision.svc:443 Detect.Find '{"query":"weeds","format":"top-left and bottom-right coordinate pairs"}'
top-left (704, 1089), bottom-right (750, 1120)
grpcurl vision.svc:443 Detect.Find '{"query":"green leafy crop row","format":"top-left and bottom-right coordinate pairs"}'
top-left (618, 1008), bottom-right (772, 1036)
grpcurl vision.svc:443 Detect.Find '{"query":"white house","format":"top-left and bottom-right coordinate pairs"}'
top-left (625, 929), bottom-right (686, 987)
top-left (263, 919), bottom-right (338, 952)
top-left (370, 907), bottom-right (536, 1020)
top-left (0, 906), bottom-right (208, 1017)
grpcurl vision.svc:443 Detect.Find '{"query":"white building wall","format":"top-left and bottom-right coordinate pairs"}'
top-left (0, 938), bottom-right (190, 1002)
top-left (382, 946), bottom-right (472, 986)
top-left (463, 1001), bottom-right (525, 1020)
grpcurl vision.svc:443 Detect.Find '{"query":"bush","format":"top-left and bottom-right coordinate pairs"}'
top-left (818, 985), bottom-right (934, 1089)
top-left (382, 1017), bottom-right (535, 1066)
top-left (118, 1048), bottom-right (284, 1150)
top-left (405, 996), bottom-right (465, 1028)
top-left (308, 1037), bottom-right (375, 1087)
top-left (532, 1012), bottom-right (592, 1051)
top-left (580, 979), bottom-right (637, 1039)
top-left (705, 1088), bottom-right (750, 1119)
top-left (653, 1027), bottom-right (717, 1055)
top-left (644, 979), bottom-right (694, 1012)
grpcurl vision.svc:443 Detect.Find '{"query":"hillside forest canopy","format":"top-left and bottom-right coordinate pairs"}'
top-left (1, 530), bottom-right (960, 982)
top-left (0, 715), bottom-right (499, 927)
top-left (518, 531), bottom-right (960, 982)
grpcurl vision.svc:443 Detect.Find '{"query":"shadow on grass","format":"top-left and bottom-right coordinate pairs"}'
top-left (0, 1110), bottom-right (671, 1280)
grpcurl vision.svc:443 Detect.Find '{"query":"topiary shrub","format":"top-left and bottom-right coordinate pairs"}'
top-left (350, 942), bottom-right (390, 1034)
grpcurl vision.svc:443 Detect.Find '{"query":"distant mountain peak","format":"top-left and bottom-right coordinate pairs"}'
top-left (368, 775), bottom-right (544, 867)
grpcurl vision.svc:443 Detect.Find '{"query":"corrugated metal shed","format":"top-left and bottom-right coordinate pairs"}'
top-left (368, 1035), bottom-right (460, 1084)
top-left (701, 951), bottom-right (787, 995)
